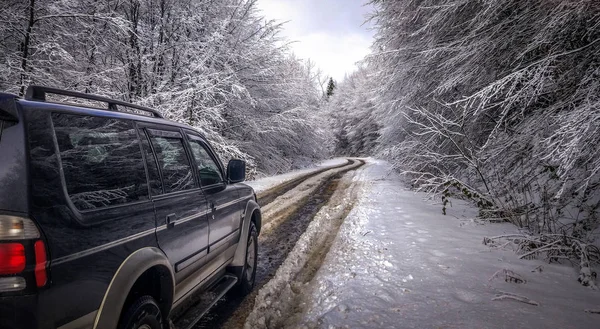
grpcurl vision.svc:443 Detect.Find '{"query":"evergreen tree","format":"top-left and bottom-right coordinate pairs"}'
top-left (326, 77), bottom-right (336, 98)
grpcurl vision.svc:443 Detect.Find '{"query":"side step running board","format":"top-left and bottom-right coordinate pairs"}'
top-left (172, 274), bottom-right (238, 329)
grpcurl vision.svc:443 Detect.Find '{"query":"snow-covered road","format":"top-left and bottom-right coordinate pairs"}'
top-left (246, 158), bottom-right (349, 194)
top-left (245, 159), bottom-right (600, 329)
top-left (186, 159), bottom-right (365, 329)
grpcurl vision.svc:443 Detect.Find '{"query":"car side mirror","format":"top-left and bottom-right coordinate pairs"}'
top-left (227, 159), bottom-right (246, 183)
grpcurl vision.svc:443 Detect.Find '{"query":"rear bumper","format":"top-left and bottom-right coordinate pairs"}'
top-left (0, 294), bottom-right (40, 329)
top-left (0, 294), bottom-right (96, 329)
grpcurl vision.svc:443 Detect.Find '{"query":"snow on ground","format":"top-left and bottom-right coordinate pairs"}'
top-left (244, 160), bottom-right (363, 329)
top-left (258, 160), bottom-right (362, 236)
top-left (248, 159), bottom-right (600, 329)
top-left (245, 158), bottom-right (348, 193)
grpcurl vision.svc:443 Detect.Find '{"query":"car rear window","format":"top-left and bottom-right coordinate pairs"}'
top-left (52, 113), bottom-right (149, 210)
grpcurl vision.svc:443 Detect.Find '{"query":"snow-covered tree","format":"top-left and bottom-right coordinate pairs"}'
top-left (0, 0), bottom-right (332, 176)
top-left (331, 0), bottom-right (600, 240)
top-left (317, 0), bottom-right (600, 286)
top-left (327, 65), bottom-right (380, 156)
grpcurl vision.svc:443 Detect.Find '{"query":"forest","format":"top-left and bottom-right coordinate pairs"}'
top-left (2, 0), bottom-right (599, 283)
top-left (329, 0), bottom-right (600, 285)
top-left (0, 0), bottom-right (333, 177)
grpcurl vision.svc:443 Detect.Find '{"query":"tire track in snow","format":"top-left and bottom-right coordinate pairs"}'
top-left (255, 159), bottom-right (350, 207)
top-left (245, 168), bottom-right (365, 329)
top-left (186, 159), bottom-right (365, 329)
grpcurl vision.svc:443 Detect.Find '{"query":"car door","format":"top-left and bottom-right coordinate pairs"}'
top-left (185, 132), bottom-right (242, 262)
top-left (140, 125), bottom-right (210, 282)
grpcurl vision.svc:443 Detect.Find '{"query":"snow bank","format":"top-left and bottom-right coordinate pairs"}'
top-left (245, 158), bottom-right (348, 193)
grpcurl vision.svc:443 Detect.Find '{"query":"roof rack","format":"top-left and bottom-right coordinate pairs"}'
top-left (24, 85), bottom-right (163, 118)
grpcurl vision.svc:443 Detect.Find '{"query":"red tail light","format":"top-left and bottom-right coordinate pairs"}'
top-left (0, 216), bottom-right (45, 291)
top-left (34, 240), bottom-right (47, 287)
top-left (0, 243), bottom-right (26, 274)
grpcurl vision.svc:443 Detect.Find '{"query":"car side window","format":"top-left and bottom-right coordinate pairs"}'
top-left (52, 113), bottom-right (148, 210)
top-left (147, 129), bottom-right (196, 193)
top-left (187, 136), bottom-right (224, 186)
top-left (139, 130), bottom-right (163, 196)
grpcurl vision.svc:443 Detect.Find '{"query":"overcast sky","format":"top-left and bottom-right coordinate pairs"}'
top-left (256, 0), bottom-right (375, 82)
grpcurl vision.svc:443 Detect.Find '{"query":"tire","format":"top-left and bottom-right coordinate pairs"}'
top-left (235, 221), bottom-right (258, 296)
top-left (118, 295), bottom-right (163, 329)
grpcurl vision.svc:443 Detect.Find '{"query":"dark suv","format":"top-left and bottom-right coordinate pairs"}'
top-left (0, 86), bottom-right (261, 329)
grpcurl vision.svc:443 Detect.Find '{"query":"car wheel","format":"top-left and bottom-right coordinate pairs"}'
top-left (119, 295), bottom-right (163, 329)
top-left (236, 221), bottom-right (258, 296)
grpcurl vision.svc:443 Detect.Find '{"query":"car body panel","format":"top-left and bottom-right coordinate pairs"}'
top-left (205, 185), bottom-right (243, 263)
top-left (230, 189), bottom-right (261, 268)
top-left (153, 190), bottom-right (211, 279)
top-left (93, 247), bottom-right (174, 329)
top-left (22, 107), bottom-right (160, 328)
top-left (0, 91), bottom-right (261, 329)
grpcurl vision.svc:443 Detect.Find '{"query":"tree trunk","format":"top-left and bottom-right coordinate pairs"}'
top-left (127, 0), bottom-right (142, 99)
top-left (19, 0), bottom-right (36, 96)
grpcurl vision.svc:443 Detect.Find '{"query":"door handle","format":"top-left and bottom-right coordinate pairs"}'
top-left (166, 213), bottom-right (177, 228)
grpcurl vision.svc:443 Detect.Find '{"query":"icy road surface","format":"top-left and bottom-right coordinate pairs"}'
top-left (245, 159), bottom-right (600, 329)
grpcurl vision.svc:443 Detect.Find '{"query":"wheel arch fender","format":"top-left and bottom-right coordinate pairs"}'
top-left (93, 247), bottom-right (175, 329)
top-left (231, 200), bottom-right (261, 268)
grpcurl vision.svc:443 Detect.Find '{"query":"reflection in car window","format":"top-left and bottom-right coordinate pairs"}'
top-left (148, 132), bottom-right (195, 193)
top-left (140, 131), bottom-right (163, 196)
top-left (187, 137), bottom-right (224, 186)
top-left (52, 113), bottom-right (148, 210)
